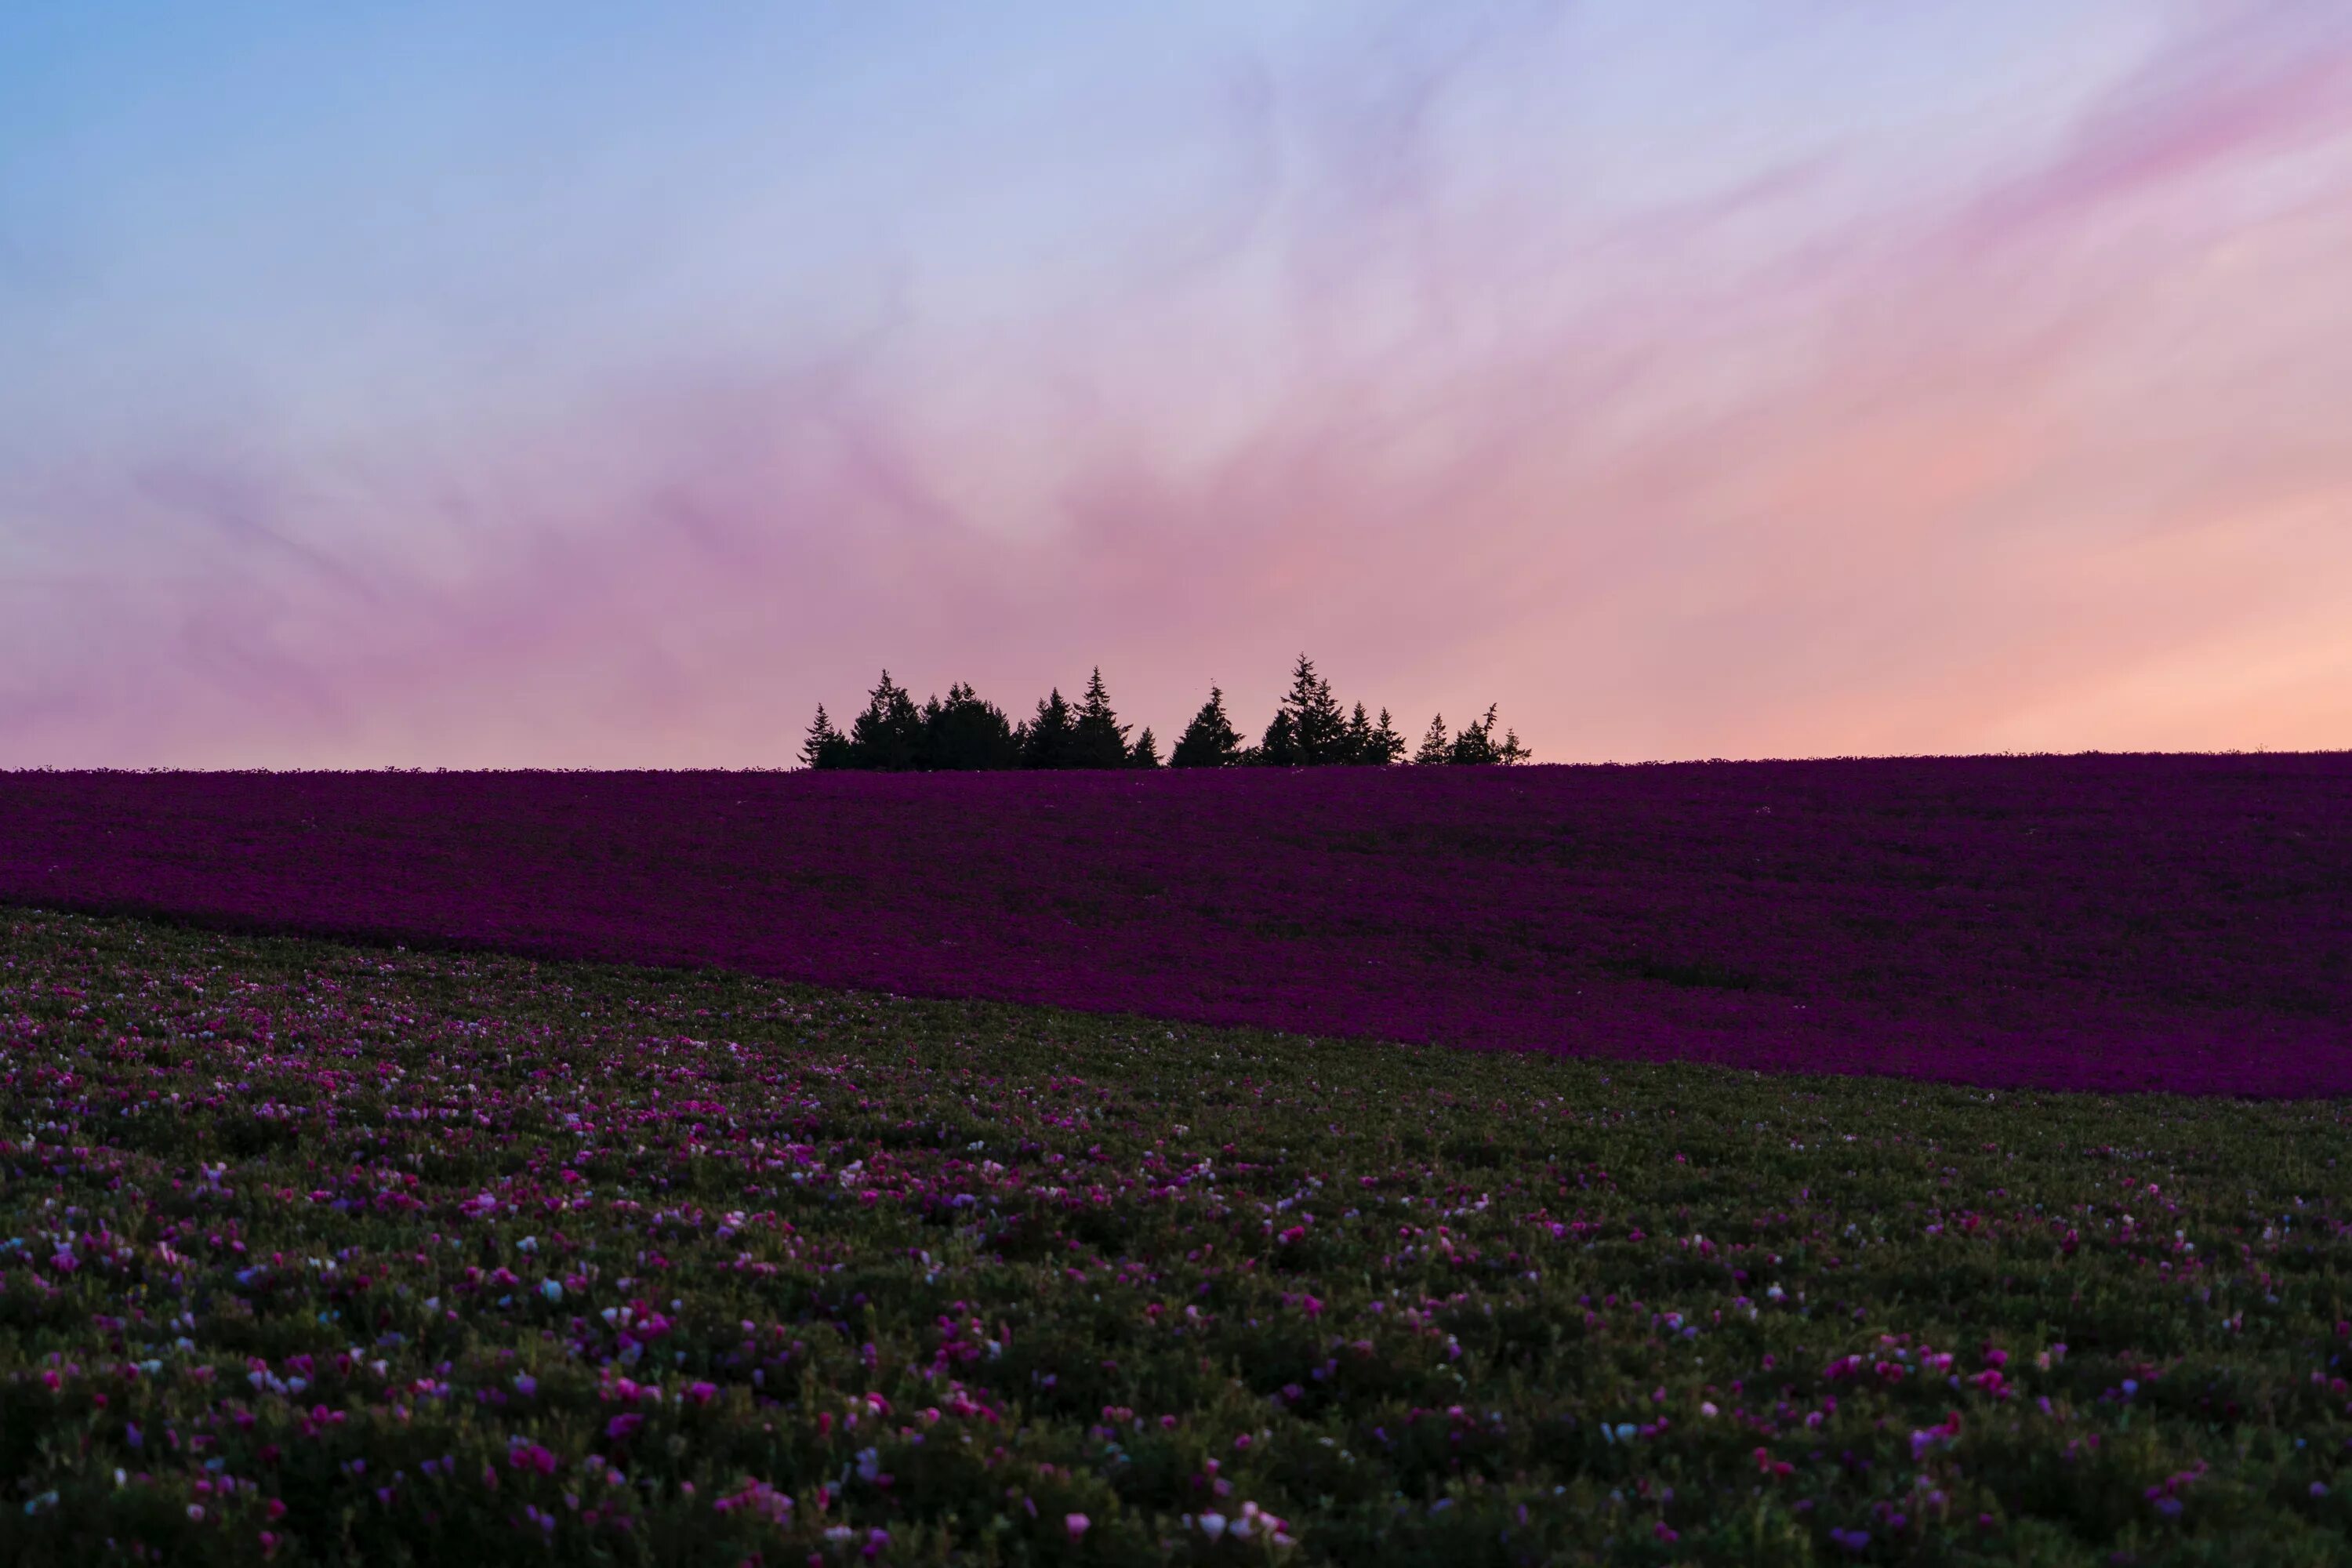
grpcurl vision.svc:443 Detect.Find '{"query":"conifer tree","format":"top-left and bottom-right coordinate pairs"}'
top-left (847, 670), bottom-right (924, 770)
top-left (1170, 685), bottom-right (1243, 768)
top-left (1254, 710), bottom-right (1299, 767)
top-left (921, 682), bottom-right (1018, 770)
top-left (1413, 713), bottom-right (1451, 767)
top-left (1129, 727), bottom-right (1162, 769)
top-left (1265, 653), bottom-right (1348, 765)
top-left (1443, 704), bottom-right (1530, 765)
top-left (800, 703), bottom-right (853, 769)
top-left (1068, 667), bottom-right (1134, 769)
top-left (1447, 704), bottom-right (1501, 765)
top-left (1020, 688), bottom-right (1076, 770)
top-left (1329, 703), bottom-right (1407, 766)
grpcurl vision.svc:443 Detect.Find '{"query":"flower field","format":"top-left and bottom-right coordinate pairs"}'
top-left (1, 755), bottom-right (2347, 1095)
top-left (3, 906), bottom-right (2350, 1565)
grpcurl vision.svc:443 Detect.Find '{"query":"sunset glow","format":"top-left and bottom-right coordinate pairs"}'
top-left (4, 2), bottom-right (2347, 764)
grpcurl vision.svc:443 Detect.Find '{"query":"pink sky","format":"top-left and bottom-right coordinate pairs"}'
top-left (2, 1), bottom-right (2348, 765)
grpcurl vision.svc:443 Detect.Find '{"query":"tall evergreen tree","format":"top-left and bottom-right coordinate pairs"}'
top-left (1253, 710), bottom-right (1299, 767)
top-left (1169, 685), bottom-right (1243, 768)
top-left (1262, 653), bottom-right (1348, 765)
top-left (1413, 713), bottom-right (1451, 767)
top-left (1129, 726), bottom-right (1162, 769)
top-left (1447, 706), bottom-right (1495, 765)
top-left (1019, 688), bottom-right (1076, 770)
top-left (847, 670), bottom-right (924, 770)
top-left (1068, 667), bottom-right (1134, 769)
top-left (1367, 706), bottom-right (1406, 766)
top-left (1443, 704), bottom-right (1530, 765)
top-left (800, 703), bottom-right (853, 769)
top-left (920, 682), bottom-right (1019, 770)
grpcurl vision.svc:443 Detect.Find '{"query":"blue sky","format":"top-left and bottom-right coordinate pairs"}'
top-left (3, 2), bottom-right (2347, 764)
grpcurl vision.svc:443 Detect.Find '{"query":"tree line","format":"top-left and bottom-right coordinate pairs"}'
top-left (800, 655), bottom-right (1530, 770)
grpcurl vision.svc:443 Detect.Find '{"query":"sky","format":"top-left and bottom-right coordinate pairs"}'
top-left (2, 0), bottom-right (2349, 768)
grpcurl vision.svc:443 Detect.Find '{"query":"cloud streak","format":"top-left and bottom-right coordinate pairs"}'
top-left (2, 0), bottom-right (2347, 766)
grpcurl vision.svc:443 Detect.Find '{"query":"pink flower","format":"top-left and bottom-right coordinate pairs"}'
top-left (1066, 1513), bottom-right (1090, 1538)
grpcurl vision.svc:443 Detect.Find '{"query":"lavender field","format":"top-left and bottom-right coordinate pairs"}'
top-left (2, 754), bottom-right (2347, 1095)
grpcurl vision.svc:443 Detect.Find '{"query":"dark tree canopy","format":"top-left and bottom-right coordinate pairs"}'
top-left (1340, 702), bottom-right (1406, 767)
top-left (800, 704), bottom-right (853, 770)
top-left (798, 659), bottom-right (1526, 771)
top-left (1019, 688), bottom-right (1077, 771)
top-left (848, 671), bottom-right (924, 771)
top-left (1067, 667), bottom-right (1134, 769)
top-left (1446, 703), bottom-right (1533, 766)
top-left (1413, 713), bottom-right (1451, 768)
top-left (1257, 653), bottom-right (1349, 766)
top-left (1170, 686), bottom-right (1244, 768)
top-left (920, 682), bottom-right (1018, 771)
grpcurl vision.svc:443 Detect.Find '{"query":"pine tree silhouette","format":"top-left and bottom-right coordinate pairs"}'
top-left (1261, 653), bottom-right (1348, 765)
top-left (1447, 704), bottom-right (1501, 764)
top-left (1413, 713), bottom-right (1451, 767)
top-left (1170, 685), bottom-right (1243, 768)
top-left (1019, 688), bottom-right (1077, 770)
top-left (1129, 726), bottom-right (1162, 768)
top-left (800, 704), bottom-right (852, 769)
top-left (920, 682), bottom-right (1019, 769)
top-left (1443, 704), bottom-right (1530, 765)
top-left (847, 670), bottom-right (924, 769)
top-left (1069, 667), bottom-right (1134, 768)
top-left (1254, 710), bottom-right (1298, 767)
top-left (1368, 707), bottom-right (1406, 765)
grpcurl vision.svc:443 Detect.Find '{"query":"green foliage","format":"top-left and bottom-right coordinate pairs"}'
top-left (3, 906), bottom-right (2349, 1566)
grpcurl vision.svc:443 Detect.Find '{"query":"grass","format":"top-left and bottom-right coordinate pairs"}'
top-left (1, 905), bottom-right (2348, 1565)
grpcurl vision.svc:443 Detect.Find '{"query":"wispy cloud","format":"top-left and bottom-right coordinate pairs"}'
top-left (2, 1), bottom-right (2347, 765)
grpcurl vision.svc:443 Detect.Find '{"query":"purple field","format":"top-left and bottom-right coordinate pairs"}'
top-left (1, 753), bottom-right (2347, 1096)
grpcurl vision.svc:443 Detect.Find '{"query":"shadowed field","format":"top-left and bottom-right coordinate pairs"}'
top-left (2, 754), bottom-right (2347, 1094)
